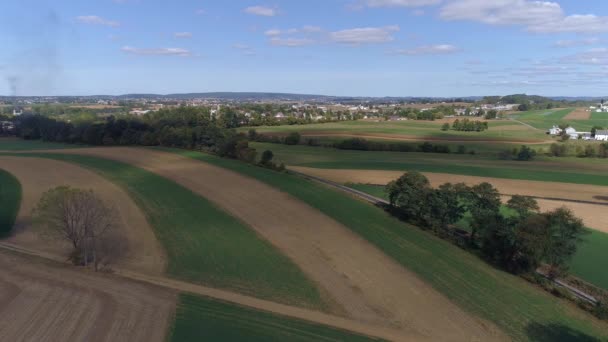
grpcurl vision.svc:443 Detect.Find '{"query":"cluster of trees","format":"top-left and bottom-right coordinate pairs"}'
top-left (16, 108), bottom-right (263, 162)
top-left (396, 105), bottom-right (456, 121)
top-left (498, 145), bottom-right (536, 161)
top-left (448, 119), bottom-right (489, 132)
top-left (548, 142), bottom-right (608, 158)
top-left (33, 187), bottom-right (123, 271)
top-left (386, 172), bottom-right (587, 276)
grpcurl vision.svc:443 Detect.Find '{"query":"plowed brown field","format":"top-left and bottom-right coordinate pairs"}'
top-left (289, 167), bottom-right (608, 233)
top-left (564, 108), bottom-right (591, 120)
top-left (40, 147), bottom-right (506, 341)
top-left (0, 249), bottom-right (176, 342)
top-left (0, 156), bottom-right (165, 275)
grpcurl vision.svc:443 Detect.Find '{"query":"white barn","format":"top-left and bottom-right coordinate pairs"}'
top-left (596, 130), bottom-right (608, 141)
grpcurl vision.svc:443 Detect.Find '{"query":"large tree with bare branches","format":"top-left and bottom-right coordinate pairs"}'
top-left (33, 186), bottom-right (118, 270)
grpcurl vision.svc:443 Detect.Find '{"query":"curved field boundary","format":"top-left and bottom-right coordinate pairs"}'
top-left (22, 147), bottom-right (506, 342)
top-left (0, 156), bottom-right (165, 275)
top-left (0, 248), bottom-right (176, 342)
top-left (288, 167), bottom-right (608, 233)
top-left (168, 148), bottom-right (608, 342)
top-left (0, 169), bottom-right (21, 238)
top-left (3, 153), bottom-right (326, 311)
top-left (0, 243), bottom-right (415, 342)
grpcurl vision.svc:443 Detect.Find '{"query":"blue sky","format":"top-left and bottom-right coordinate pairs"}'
top-left (2, 0), bottom-right (608, 97)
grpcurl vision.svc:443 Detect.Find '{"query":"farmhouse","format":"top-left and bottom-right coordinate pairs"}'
top-left (548, 125), bottom-right (561, 135)
top-left (596, 130), bottom-right (608, 141)
top-left (593, 100), bottom-right (608, 113)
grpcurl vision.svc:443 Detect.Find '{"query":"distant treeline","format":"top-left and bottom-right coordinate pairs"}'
top-left (251, 132), bottom-right (474, 155)
top-left (15, 107), bottom-right (270, 165)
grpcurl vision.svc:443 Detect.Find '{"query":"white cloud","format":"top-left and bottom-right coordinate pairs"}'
top-left (121, 46), bottom-right (192, 57)
top-left (553, 37), bottom-right (600, 48)
top-left (76, 15), bottom-right (120, 27)
top-left (233, 44), bottom-right (256, 55)
top-left (302, 25), bottom-right (323, 33)
top-left (244, 6), bottom-right (277, 17)
top-left (264, 29), bottom-right (282, 36)
top-left (174, 32), bottom-right (193, 38)
top-left (365, 0), bottom-right (441, 7)
top-left (269, 37), bottom-right (315, 47)
top-left (330, 25), bottom-right (400, 44)
top-left (394, 44), bottom-right (459, 55)
top-left (560, 48), bottom-right (608, 65)
top-left (195, 9), bottom-right (206, 15)
top-left (440, 0), bottom-right (608, 34)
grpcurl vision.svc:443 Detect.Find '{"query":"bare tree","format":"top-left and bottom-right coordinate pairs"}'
top-left (33, 186), bottom-right (118, 271)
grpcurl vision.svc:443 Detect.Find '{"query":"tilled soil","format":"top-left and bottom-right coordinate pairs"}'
top-left (0, 249), bottom-right (176, 342)
top-left (0, 156), bottom-right (166, 275)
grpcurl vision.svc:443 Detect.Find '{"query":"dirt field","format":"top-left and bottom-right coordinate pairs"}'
top-left (0, 249), bottom-right (176, 342)
top-left (0, 156), bottom-right (166, 275)
top-left (564, 108), bottom-right (591, 120)
top-left (289, 167), bottom-right (608, 233)
top-left (40, 147), bottom-right (506, 341)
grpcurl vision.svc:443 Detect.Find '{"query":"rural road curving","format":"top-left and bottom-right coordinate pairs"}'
top-left (29, 147), bottom-right (507, 342)
top-left (0, 156), bottom-right (166, 275)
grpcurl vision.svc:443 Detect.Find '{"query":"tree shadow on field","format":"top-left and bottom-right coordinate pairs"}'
top-left (525, 322), bottom-right (602, 342)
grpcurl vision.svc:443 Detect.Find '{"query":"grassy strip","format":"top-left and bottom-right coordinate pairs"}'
top-left (0, 139), bottom-right (81, 151)
top-left (0, 169), bottom-right (21, 238)
top-left (347, 183), bottom-right (608, 291)
top-left (168, 148), bottom-right (608, 341)
top-left (252, 143), bottom-right (608, 186)
top-left (570, 230), bottom-right (608, 291)
top-left (169, 294), bottom-right (384, 342)
top-left (6, 153), bottom-right (326, 310)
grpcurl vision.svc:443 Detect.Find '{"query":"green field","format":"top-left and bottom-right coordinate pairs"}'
top-left (0, 138), bottom-right (81, 151)
top-left (0, 169), bottom-right (21, 238)
top-left (590, 111), bottom-right (608, 121)
top-left (169, 294), bottom-right (383, 342)
top-left (346, 183), bottom-right (608, 291)
top-left (243, 119), bottom-right (549, 142)
top-left (252, 143), bottom-right (608, 186)
top-left (167, 148), bottom-right (608, 341)
top-left (5, 153), bottom-right (326, 310)
top-left (512, 108), bottom-right (608, 132)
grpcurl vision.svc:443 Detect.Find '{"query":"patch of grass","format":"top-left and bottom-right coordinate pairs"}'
top-left (169, 294), bottom-right (384, 342)
top-left (570, 230), bottom-right (608, 290)
top-left (169, 148), bottom-right (608, 341)
top-left (0, 169), bottom-right (21, 237)
top-left (8, 153), bottom-right (326, 310)
top-left (0, 138), bottom-right (82, 151)
top-left (242, 119), bottom-right (548, 143)
top-left (252, 143), bottom-right (608, 186)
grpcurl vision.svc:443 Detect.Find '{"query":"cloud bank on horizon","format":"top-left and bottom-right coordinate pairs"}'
top-left (2, 0), bottom-right (608, 97)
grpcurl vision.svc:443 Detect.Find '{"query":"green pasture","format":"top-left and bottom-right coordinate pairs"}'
top-left (168, 148), bottom-right (608, 341)
top-left (169, 294), bottom-right (384, 342)
top-left (0, 169), bottom-right (21, 237)
top-left (243, 119), bottom-right (548, 142)
top-left (0, 138), bottom-right (81, 151)
top-left (251, 143), bottom-right (608, 186)
top-left (3, 153), bottom-right (326, 310)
